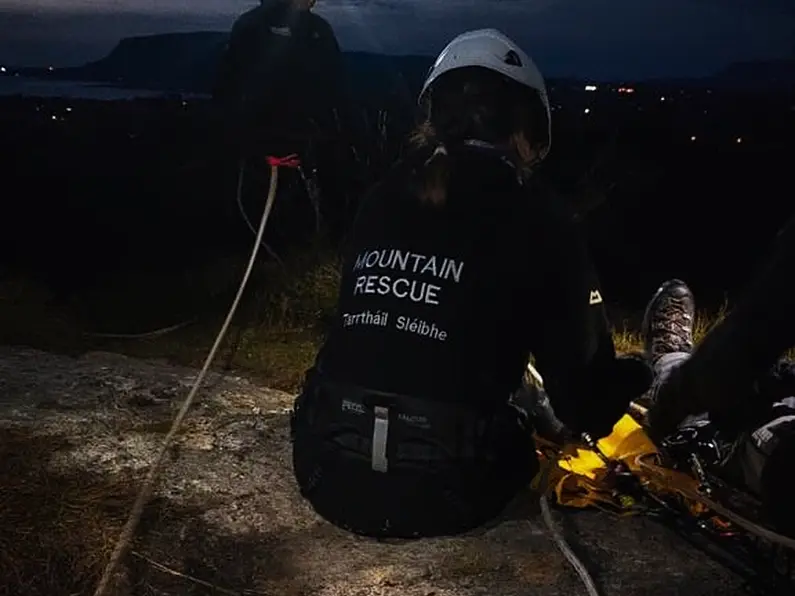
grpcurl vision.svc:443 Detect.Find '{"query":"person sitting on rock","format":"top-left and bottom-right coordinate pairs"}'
top-left (640, 215), bottom-right (795, 537)
top-left (289, 29), bottom-right (652, 539)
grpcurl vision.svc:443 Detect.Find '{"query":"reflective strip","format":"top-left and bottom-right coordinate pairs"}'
top-left (372, 406), bottom-right (389, 473)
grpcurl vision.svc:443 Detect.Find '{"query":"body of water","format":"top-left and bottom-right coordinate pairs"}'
top-left (0, 75), bottom-right (208, 100)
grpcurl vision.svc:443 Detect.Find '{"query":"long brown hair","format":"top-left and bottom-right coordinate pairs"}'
top-left (409, 66), bottom-right (549, 207)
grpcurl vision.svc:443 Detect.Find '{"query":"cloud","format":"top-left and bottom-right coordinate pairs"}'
top-left (0, 0), bottom-right (248, 16)
top-left (1, 0), bottom-right (793, 77)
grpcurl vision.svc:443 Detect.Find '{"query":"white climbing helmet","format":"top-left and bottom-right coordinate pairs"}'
top-left (419, 29), bottom-right (552, 161)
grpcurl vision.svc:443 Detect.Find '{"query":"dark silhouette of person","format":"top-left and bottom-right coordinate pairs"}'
top-left (214, 0), bottom-right (343, 149)
top-left (289, 29), bottom-right (651, 539)
top-left (213, 0), bottom-right (354, 250)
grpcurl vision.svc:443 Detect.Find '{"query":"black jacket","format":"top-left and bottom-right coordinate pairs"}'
top-left (315, 146), bottom-right (640, 437)
top-left (213, 1), bottom-right (344, 135)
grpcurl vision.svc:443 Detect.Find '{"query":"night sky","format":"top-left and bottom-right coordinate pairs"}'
top-left (0, 0), bottom-right (793, 80)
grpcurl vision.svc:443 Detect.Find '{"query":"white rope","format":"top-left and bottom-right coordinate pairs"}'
top-left (529, 361), bottom-right (602, 596)
top-left (236, 157), bottom-right (284, 265)
top-left (82, 318), bottom-right (196, 339)
top-left (540, 493), bottom-right (601, 596)
top-left (92, 161), bottom-right (282, 596)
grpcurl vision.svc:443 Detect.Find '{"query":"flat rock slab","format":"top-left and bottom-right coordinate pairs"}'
top-left (0, 347), bottom-right (746, 596)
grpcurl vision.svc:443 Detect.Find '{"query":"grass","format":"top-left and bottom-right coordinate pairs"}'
top-left (611, 306), bottom-right (727, 356)
top-left (0, 248), bottom-right (747, 394)
top-left (0, 244), bottom-right (342, 392)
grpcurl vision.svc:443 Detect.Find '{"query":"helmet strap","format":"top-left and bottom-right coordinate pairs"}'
top-left (462, 139), bottom-right (528, 186)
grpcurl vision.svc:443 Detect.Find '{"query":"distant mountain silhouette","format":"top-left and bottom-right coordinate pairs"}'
top-left (12, 31), bottom-right (795, 94)
top-left (643, 59), bottom-right (795, 92)
top-left (16, 31), bottom-right (436, 99)
top-left (18, 32), bottom-right (228, 93)
top-left (712, 59), bottom-right (795, 91)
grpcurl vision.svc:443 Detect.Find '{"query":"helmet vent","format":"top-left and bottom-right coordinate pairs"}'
top-left (504, 50), bottom-right (522, 67)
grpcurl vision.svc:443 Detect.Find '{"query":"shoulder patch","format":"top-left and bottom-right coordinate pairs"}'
top-left (589, 289), bottom-right (603, 305)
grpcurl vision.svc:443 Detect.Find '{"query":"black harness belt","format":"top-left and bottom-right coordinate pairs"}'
top-left (293, 372), bottom-right (507, 474)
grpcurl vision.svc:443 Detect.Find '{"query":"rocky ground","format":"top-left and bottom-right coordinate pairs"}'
top-left (0, 346), bottom-right (749, 596)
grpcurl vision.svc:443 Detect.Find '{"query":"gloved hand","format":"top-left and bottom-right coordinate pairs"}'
top-left (513, 381), bottom-right (573, 444)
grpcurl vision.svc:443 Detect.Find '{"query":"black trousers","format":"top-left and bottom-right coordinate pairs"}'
top-left (290, 377), bottom-right (538, 538)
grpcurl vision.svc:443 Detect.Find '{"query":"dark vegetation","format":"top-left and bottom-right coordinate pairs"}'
top-left (1, 36), bottom-right (794, 391)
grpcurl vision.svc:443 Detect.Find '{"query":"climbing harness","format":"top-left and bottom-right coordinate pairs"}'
top-left (92, 153), bottom-right (301, 596)
top-left (526, 361), bottom-right (795, 595)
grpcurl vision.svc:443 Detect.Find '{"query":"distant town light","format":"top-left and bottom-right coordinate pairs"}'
top-left (66, 107), bottom-right (72, 112)
top-left (690, 135), bottom-right (697, 141)
top-left (585, 85), bottom-right (597, 91)
top-left (0, 66), bottom-right (6, 73)
top-left (660, 96), bottom-right (666, 102)
top-left (617, 87), bottom-right (635, 94)
top-left (51, 115), bottom-right (57, 121)
top-left (736, 137), bottom-right (742, 144)
top-left (48, 66), bottom-right (54, 71)
top-left (583, 108), bottom-right (591, 114)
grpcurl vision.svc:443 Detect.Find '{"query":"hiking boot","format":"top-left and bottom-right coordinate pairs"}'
top-left (642, 279), bottom-right (696, 363)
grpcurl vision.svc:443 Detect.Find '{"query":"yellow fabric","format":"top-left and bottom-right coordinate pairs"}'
top-left (534, 414), bottom-right (715, 520)
top-left (536, 414), bottom-right (660, 510)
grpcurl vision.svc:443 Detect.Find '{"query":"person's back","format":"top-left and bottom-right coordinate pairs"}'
top-left (290, 29), bottom-right (651, 539)
top-left (321, 151), bottom-right (549, 402)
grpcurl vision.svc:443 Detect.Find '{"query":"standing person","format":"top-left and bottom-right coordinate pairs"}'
top-left (213, 0), bottom-right (344, 148)
top-left (289, 29), bottom-right (651, 539)
top-left (213, 0), bottom-right (353, 251)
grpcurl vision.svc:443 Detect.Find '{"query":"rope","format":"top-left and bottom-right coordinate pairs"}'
top-left (529, 362), bottom-right (602, 596)
top-left (82, 152), bottom-right (290, 342)
top-left (540, 491), bottom-right (601, 596)
top-left (81, 318), bottom-right (196, 340)
top-left (92, 155), bottom-right (296, 596)
top-left (236, 156), bottom-right (284, 265)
